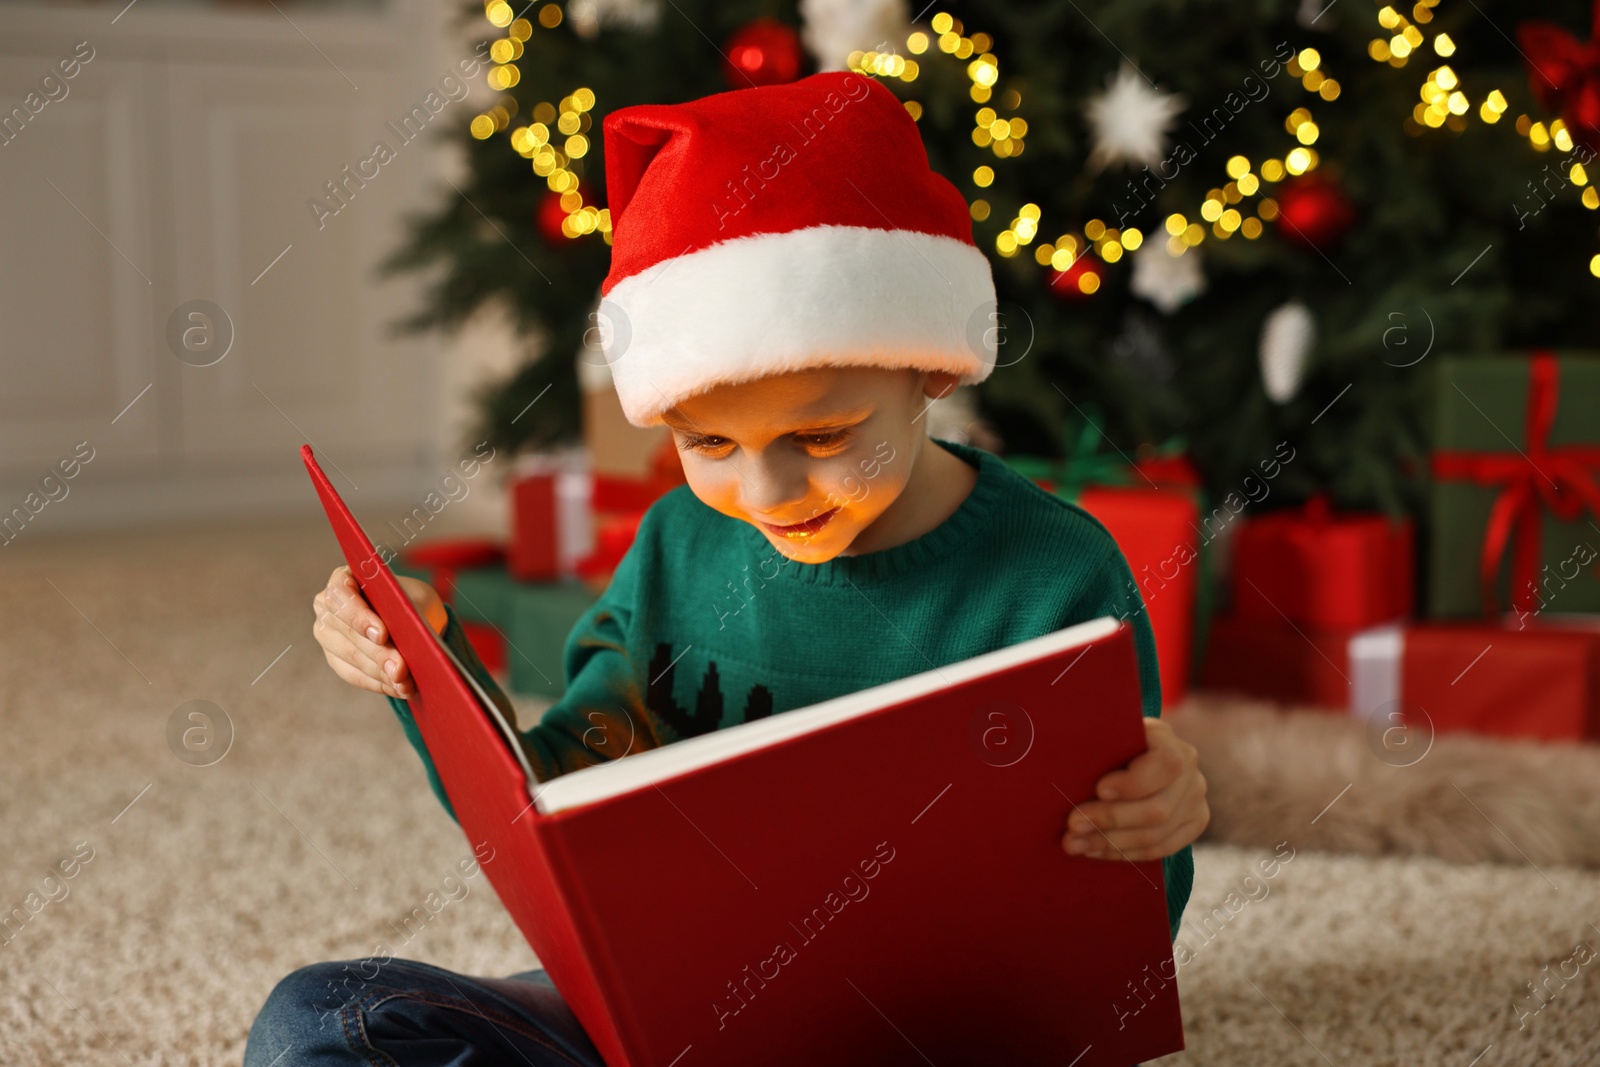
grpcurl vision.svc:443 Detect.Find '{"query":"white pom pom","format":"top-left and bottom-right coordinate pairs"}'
top-left (569, 0), bottom-right (662, 38)
top-left (799, 0), bottom-right (910, 73)
top-left (1084, 62), bottom-right (1187, 171)
top-left (1259, 302), bottom-right (1315, 403)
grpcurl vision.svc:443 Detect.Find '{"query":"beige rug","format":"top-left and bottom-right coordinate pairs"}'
top-left (2, 521), bottom-right (1597, 1065)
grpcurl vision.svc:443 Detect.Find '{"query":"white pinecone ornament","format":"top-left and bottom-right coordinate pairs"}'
top-left (1258, 302), bottom-right (1315, 403)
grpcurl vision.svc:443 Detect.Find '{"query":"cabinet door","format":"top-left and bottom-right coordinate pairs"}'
top-left (164, 59), bottom-right (435, 492)
top-left (0, 56), bottom-right (162, 478)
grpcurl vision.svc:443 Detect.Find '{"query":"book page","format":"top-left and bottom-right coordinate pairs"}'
top-left (534, 615), bottom-right (1120, 815)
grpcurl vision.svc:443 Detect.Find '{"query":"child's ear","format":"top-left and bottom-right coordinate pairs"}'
top-left (921, 370), bottom-right (959, 401)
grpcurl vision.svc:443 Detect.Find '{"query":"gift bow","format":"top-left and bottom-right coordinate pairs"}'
top-left (1005, 416), bottom-right (1192, 500)
top-left (1431, 352), bottom-right (1600, 614)
top-left (1517, 1), bottom-right (1600, 141)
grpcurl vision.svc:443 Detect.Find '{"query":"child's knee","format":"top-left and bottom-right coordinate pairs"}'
top-left (245, 960), bottom-right (367, 1063)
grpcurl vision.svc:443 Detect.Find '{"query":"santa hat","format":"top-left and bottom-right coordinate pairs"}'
top-left (598, 70), bottom-right (998, 428)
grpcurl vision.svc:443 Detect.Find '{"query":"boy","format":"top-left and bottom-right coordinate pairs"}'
top-left (246, 70), bottom-right (1206, 1066)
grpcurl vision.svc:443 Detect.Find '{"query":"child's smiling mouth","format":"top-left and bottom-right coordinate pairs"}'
top-left (758, 506), bottom-right (840, 539)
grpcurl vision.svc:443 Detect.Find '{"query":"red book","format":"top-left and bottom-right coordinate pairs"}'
top-left (303, 445), bottom-right (1184, 1067)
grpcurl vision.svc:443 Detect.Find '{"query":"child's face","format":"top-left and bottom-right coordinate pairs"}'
top-left (662, 366), bottom-right (955, 563)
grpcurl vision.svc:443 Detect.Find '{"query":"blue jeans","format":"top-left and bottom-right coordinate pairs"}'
top-left (244, 956), bottom-right (1146, 1066)
top-left (243, 957), bottom-right (606, 1066)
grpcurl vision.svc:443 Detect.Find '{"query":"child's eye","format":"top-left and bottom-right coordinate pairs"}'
top-left (794, 430), bottom-right (850, 450)
top-left (679, 433), bottom-right (731, 455)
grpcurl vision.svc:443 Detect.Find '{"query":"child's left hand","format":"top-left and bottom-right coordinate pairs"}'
top-left (1062, 718), bottom-right (1209, 862)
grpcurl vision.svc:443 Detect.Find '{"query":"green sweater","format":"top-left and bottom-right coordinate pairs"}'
top-left (389, 437), bottom-right (1193, 939)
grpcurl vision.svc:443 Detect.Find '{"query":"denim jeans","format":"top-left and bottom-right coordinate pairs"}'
top-left (244, 955), bottom-right (1145, 1066)
top-left (243, 957), bottom-right (605, 1067)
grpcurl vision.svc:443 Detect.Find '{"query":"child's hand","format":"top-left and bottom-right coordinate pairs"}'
top-left (1062, 718), bottom-right (1209, 862)
top-left (312, 566), bottom-right (447, 700)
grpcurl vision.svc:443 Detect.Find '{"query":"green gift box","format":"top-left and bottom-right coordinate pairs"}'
top-left (388, 559), bottom-right (432, 586)
top-left (504, 578), bottom-right (600, 699)
top-left (448, 566), bottom-right (517, 624)
top-left (1427, 352), bottom-right (1600, 618)
top-left (442, 565), bottom-right (599, 698)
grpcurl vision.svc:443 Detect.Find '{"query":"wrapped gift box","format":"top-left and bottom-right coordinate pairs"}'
top-left (1199, 613), bottom-right (1355, 708)
top-left (1230, 496), bottom-right (1414, 630)
top-left (509, 451), bottom-right (594, 582)
top-left (1350, 619), bottom-right (1600, 742)
top-left (458, 620), bottom-right (507, 675)
top-left (574, 510), bottom-right (645, 593)
top-left (1008, 430), bottom-right (1204, 708)
top-left (444, 564), bottom-right (600, 697)
top-left (505, 578), bottom-right (603, 699)
top-left (580, 355), bottom-right (673, 479)
top-left (567, 436), bottom-right (688, 589)
top-left (1073, 487), bottom-right (1201, 707)
top-left (1428, 352), bottom-right (1600, 618)
top-left (391, 548), bottom-right (514, 678)
top-left (447, 565), bottom-right (516, 625)
top-left (395, 539), bottom-right (505, 601)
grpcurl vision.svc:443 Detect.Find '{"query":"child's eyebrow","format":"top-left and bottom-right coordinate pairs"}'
top-left (664, 410), bottom-right (872, 436)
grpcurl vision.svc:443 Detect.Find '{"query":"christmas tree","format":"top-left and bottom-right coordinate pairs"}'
top-left (381, 0), bottom-right (1600, 517)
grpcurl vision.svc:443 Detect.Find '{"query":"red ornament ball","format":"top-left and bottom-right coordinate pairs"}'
top-left (1274, 173), bottom-right (1356, 249)
top-left (1048, 254), bottom-right (1105, 300)
top-left (535, 190), bottom-right (571, 245)
top-left (724, 18), bottom-right (803, 88)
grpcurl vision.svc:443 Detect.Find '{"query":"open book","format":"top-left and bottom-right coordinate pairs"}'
top-left (303, 444), bottom-right (1184, 1067)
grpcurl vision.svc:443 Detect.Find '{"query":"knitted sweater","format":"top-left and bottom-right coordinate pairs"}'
top-left (388, 437), bottom-right (1194, 940)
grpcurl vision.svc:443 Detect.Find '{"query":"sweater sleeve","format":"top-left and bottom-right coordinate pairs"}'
top-left (385, 530), bottom-right (652, 824)
top-left (1069, 544), bottom-right (1196, 945)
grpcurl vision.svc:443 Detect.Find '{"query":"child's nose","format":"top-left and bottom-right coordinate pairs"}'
top-left (741, 454), bottom-right (812, 518)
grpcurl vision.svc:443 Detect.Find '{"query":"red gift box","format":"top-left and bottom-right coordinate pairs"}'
top-left (1351, 620), bottom-right (1600, 742)
top-left (1199, 613), bottom-right (1354, 708)
top-left (592, 473), bottom-right (676, 513)
top-left (1231, 495), bottom-right (1414, 630)
top-left (509, 459), bottom-right (599, 582)
top-left (398, 538), bottom-right (506, 600)
top-left (568, 438), bottom-right (688, 588)
top-left (574, 510), bottom-right (646, 591)
top-left (1075, 487), bottom-right (1201, 707)
top-left (459, 619), bottom-right (507, 675)
top-left (510, 470), bottom-right (561, 581)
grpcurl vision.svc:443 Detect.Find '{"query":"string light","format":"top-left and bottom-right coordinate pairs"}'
top-left (995, 202), bottom-right (1042, 257)
top-left (848, 48), bottom-right (919, 81)
top-left (1368, 0), bottom-right (1600, 277)
top-left (478, 0), bottom-right (610, 245)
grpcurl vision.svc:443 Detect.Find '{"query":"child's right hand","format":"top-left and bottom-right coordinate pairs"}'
top-left (312, 565), bottom-right (446, 700)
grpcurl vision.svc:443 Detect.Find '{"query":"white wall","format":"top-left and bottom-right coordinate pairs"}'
top-left (0, 0), bottom-right (522, 539)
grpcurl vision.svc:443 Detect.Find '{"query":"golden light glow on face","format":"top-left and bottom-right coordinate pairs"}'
top-left (664, 367), bottom-right (934, 562)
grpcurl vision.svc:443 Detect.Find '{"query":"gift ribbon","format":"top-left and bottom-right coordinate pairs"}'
top-left (1517, 0), bottom-right (1600, 142)
top-left (1005, 418), bottom-right (1135, 500)
top-left (1005, 414), bottom-right (1195, 501)
top-left (1431, 352), bottom-right (1600, 614)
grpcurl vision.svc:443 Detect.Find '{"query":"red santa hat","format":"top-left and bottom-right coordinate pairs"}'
top-left (598, 70), bottom-right (998, 428)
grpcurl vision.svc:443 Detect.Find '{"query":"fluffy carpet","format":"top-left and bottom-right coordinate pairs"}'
top-left (2, 521), bottom-right (1597, 1065)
